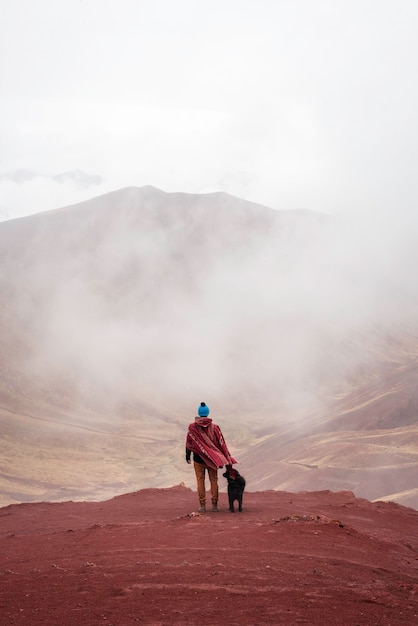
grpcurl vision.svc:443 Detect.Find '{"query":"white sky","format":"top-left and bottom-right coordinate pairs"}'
top-left (1, 0), bottom-right (418, 220)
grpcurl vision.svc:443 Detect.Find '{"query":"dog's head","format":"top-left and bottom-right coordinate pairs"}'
top-left (224, 465), bottom-right (240, 479)
top-left (223, 468), bottom-right (245, 486)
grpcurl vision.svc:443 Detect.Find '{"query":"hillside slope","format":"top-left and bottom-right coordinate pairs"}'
top-left (239, 342), bottom-right (418, 508)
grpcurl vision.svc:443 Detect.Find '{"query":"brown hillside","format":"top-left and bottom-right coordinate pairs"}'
top-left (239, 344), bottom-right (418, 508)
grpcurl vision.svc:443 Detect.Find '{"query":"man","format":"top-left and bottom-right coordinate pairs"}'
top-left (186, 402), bottom-right (237, 512)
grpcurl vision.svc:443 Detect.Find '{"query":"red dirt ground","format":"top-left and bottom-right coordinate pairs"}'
top-left (1, 485), bottom-right (417, 625)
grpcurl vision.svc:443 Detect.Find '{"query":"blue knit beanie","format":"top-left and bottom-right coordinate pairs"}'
top-left (198, 402), bottom-right (210, 417)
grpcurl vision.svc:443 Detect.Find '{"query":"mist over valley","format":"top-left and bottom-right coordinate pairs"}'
top-left (1, 186), bottom-right (417, 508)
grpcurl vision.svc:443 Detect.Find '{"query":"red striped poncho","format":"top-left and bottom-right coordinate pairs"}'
top-left (186, 417), bottom-right (238, 469)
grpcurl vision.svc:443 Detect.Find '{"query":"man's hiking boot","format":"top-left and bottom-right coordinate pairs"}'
top-left (211, 505), bottom-right (219, 512)
top-left (198, 506), bottom-right (206, 513)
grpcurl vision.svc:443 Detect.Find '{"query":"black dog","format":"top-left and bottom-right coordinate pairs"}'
top-left (223, 466), bottom-right (246, 513)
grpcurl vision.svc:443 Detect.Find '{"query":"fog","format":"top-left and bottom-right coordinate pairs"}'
top-left (2, 0), bottom-right (418, 502)
top-left (1, 187), bottom-right (417, 429)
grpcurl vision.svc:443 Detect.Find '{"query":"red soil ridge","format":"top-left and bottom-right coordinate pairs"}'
top-left (1, 485), bottom-right (418, 625)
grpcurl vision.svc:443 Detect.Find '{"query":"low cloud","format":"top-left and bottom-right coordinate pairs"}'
top-left (0, 169), bottom-right (104, 221)
top-left (0, 168), bottom-right (102, 188)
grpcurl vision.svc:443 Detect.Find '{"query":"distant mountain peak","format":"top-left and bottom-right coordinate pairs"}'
top-left (137, 185), bottom-right (167, 194)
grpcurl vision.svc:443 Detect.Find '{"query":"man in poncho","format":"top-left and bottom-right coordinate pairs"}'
top-left (186, 402), bottom-right (237, 512)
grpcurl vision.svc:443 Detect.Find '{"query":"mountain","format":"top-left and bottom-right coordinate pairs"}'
top-left (0, 186), bottom-right (417, 508)
top-left (1, 487), bottom-right (418, 625)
